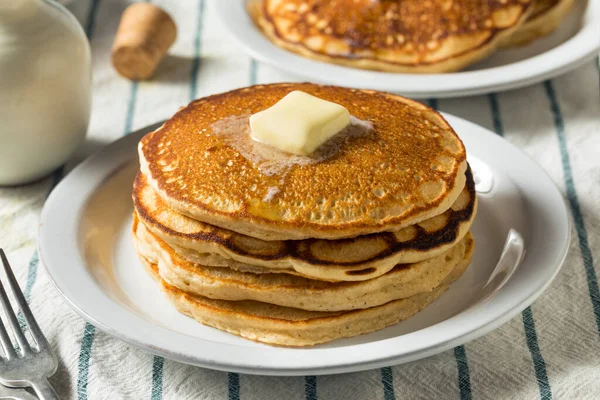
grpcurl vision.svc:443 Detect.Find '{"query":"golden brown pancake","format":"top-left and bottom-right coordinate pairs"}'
top-left (134, 211), bottom-right (472, 311)
top-left (250, 0), bottom-right (534, 73)
top-left (501, 0), bottom-right (574, 47)
top-left (137, 235), bottom-right (474, 346)
top-left (139, 83), bottom-right (467, 241)
top-left (133, 167), bottom-right (477, 282)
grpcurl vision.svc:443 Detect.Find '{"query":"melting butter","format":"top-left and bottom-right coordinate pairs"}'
top-left (249, 91), bottom-right (351, 156)
top-left (210, 114), bottom-right (373, 179)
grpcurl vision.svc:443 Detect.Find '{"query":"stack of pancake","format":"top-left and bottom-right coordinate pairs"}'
top-left (132, 83), bottom-right (477, 346)
top-left (250, 0), bottom-right (575, 73)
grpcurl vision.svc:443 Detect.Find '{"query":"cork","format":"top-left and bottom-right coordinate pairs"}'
top-left (111, 3), bottom-right (177, 80)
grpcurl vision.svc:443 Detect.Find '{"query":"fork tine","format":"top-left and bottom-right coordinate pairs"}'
top-left (0, 314), bottom-right (17, 360)
top-left (0, 250), bottom-right (49, 350)
top-left (0, 250), bottom-right (32, 354)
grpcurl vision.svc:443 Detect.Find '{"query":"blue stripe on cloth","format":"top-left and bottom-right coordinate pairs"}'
top-left (426, 98), bottom-right (438, 110)
top-left (487, 93), bottom-right (504, 137)
top-left (84, 0), bottom-right (101, 38)
top-left (23, 252), bottom-right (40, 305)
top-left (522, 307), bottom-right (552, 400)
top-left (228, 372), bottom-right (240, 400)
top-left (249, 59), bottom-right (258, 85)
top-left (543, 80), bottom-right (600, 335)
top-left (190, 0), bottom-right (206, 100)
top-left (77, 323), bottom-right (97, 400)
top-left (380, 367), bottom-right (395, 400)
top-left (454, 345), bottom-right (472, 400)
top-left (50, 166), bottom-right (64, 192)
top-left (124, 82), bottom-right (139, 135)
top-left (487, 92), bottom-right (552, 399)
top-left (304, 376), bottom-right (317, 400)
top-left (150, 356), bottom-right (165, 400)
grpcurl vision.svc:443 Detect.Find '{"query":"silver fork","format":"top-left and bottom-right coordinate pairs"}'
top-left (0, 249), bottom-right (58, 400)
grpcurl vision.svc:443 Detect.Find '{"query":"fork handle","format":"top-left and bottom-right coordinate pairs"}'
top-left (30, 378), bottom-right (59, 400)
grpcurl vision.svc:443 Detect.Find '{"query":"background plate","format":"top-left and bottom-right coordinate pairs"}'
top-left (39, 115), bottom-right (569, 375)
top-left (214, 0), bottom-right (600, 98)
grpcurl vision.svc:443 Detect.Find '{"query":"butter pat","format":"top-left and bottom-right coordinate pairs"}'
top-left (249, 91), bottom-right (350, 156)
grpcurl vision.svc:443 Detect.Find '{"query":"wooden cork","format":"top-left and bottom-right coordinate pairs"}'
top-left (111, 3), bottom-right (177, 80)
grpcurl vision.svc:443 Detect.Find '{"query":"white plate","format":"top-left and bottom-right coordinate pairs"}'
top-left (39, 115), bottom-right (570, 375)
top-left (214, 0), bottom-right (600, 98)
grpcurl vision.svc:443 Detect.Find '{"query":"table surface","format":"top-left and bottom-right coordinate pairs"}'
top-left (1, 1), bottom-right (599, 399)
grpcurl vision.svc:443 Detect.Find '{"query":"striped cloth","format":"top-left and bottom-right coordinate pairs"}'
top-left (1, 0), bottom-right (599, 398)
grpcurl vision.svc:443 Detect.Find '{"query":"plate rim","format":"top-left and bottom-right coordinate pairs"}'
top-left (38, 115), bottom-right (571, 375)
top-left (213, 0), bottom-right (600, 98)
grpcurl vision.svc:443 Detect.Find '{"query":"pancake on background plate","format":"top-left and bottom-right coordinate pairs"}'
top-left (249, 0), bottom-right (534, 73)
top-left (133, 83), bottom-right (477, 346)
top-left (501, 0), bottom-right (575, 47)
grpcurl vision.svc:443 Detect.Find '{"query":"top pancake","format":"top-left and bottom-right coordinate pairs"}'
top-left (139, 83), bottom-right (467, 241)
top-left (251, 0), bottom-right (533, 73)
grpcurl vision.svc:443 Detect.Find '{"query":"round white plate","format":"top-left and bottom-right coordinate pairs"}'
top-left (39, 115), bottom-right (569, 375)
top-left (214, 0), bottom-right (600, 98)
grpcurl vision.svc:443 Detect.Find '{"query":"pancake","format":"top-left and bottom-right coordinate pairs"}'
top-left (134, 212), bottom-right (472, 311)
top-left (139, 83), bottom-right (467, 241)
top-left (249, 0), bottom-right (533, 73)
top-left (501, 0), bottom-right (575, 47)
top-left (137, 236), bottom-right (473, 346)
top-left (133, 166), bottom-right (477, 282)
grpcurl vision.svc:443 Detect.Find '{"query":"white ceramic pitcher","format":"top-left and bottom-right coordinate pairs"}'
top-left (0, 0), bottom-right (91, 185)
